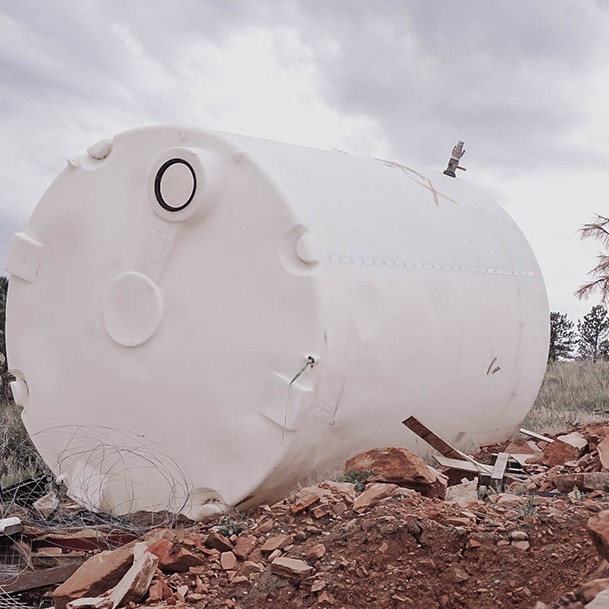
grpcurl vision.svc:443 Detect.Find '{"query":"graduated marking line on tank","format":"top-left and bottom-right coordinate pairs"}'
top-left (327, 254), bottom-right (537, 277)
top-left (378, 159), bottom-right (458, 206)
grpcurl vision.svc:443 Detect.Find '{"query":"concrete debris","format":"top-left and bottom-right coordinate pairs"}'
top-left (346, 446), bottom-right (448, 499)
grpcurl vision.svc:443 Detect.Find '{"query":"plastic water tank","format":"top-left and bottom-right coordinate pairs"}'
top-left (4, 126), bottom-right (549, 518)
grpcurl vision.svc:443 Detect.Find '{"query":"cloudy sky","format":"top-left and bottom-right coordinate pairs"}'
top-left (1, 0), bottom-right (608, 322)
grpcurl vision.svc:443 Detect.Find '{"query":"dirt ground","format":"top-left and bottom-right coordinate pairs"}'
top-left (204, 489), bottom-right (600, 609)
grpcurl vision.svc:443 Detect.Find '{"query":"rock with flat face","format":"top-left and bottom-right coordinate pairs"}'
top-left (598, 437), bottom-right (609, 470)
top-left (353, 483), bottom-right (398, 513)
top-left (588, 511), bottom-right (609, 561)
top-left (542, 436), bottom-right (587, 467)
top-left (271, 557), bottom-right (313, 580)
top-left (108, 545), bottom-right (158, 608)
top-left (53, 545), bottom-right (135, 609)
top-left (346, 447), bottom-right (447, 499)
top-left (147, 538), bottom-right (204, 572)
top-left (550, 472), bottom-right (609, 494)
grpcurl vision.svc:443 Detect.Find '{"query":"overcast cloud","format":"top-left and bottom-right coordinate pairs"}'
top-left (1, 0), bottom-right (609, 321)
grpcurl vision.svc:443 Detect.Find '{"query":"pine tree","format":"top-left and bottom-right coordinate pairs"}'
top-left (577, 304), bottom-right (609, 362)
top-left (548, 312), bottom-right (575, 362)
top-left (576, 215), bottom-right (609, 302)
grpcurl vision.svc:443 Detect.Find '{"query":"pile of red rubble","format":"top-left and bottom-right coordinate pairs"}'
top-left (9, 424), bottom-right (609, 609)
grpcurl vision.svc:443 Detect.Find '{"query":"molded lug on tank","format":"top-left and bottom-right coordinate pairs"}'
top-left (232, 149), bottom-right (248, 164)
top-left (66, 157), bottom-right (80, 169)
top-left (4, 233), bottom-right (44, 283)
top-left (10, 377), bottom-right (28, 408)
top-left (296, 234), bottom-right (320, 265)
top-left (86, 138), bottom-right (113, 160)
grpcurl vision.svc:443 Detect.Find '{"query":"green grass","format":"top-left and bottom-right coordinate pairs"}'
top-left (523, 360), bottom-right (609, 435)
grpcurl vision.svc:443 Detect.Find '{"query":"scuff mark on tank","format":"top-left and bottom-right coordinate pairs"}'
top-left (329, 376), bottom-right (347, 426)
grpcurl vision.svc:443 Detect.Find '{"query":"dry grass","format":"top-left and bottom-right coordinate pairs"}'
top-left (523, 360), bottom-right (609, 435)
top-left (0, 397), bottom-right (46, 487)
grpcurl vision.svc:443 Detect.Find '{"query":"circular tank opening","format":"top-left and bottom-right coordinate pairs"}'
top-left (154, 158), bottom-right (197, 212)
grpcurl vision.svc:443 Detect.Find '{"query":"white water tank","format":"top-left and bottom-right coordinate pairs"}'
top-left (5, 126), bottom-right (548, 518)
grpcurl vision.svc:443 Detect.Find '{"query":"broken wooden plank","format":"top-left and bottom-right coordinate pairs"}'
top-left (519, 428), bottom-right (553, 443)
top-left (0, 563), bottom-right (82, 593)
top-left (403, 416), bottom-right (465, 460)
top-left (403, 416), bottom-right (492, 474)
top-left (28, 531), bottom-right (137, 553)
top-left (490, 452), bottom-right (510, 491)
top-left (434, 455), bottom-right (484, 473)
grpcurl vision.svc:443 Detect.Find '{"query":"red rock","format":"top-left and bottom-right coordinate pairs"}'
top-left (241, 561), bottom-right (264, 575)
top-left (146, 579), bottom-right (165, 602)
top-left (588, 511), bottom-right (609, 561)
top-left (108, 546), bottom-right (158, 608)
top-left (550, 472), bottom-right (609, 493)
top-left (260, 534), bottom-right (293, 554)
top-left (543, 435), bottom-right (587, 467)
top-left (147, 538), bottom-right (204, 572)
top-left (588, 559), bottom-right (609, 580)
top-left (271, 557), bottom-right (313, 580)
top-left (598, 437), bottom-right (609, 470)
top-left (306, 543), bottom-right (326, 560)
top-left (345, 447), bottom-right (447, 499)
top-left (320, 480), bottom-right (357, 498)
top-left (581, 578), bottom-right (609, 602)
top-left (290, 489), bottom-right (323, 514)
top-left (311, 579), bottom-right (326, 592)
top-left (312, 504), bottom-right (333, 519)
top-left (446, 566), bottom-right (469, 583)
top-left (353, 483), bottom-right (397, 513)
top-left (511, 540), bottom-right (530, 551)
top-left (220, 551), bottom-right (237, 571)
top-left (332, 501), bottom-right (348, 516)
top-left (257, 519), bottom-right (274, 533)
top-left (233, 535), bottom-right (257, 560)
top-left (504, 439), bottom-right (538, 455)
top-left (559, 431), bottom-right (588, 451)
top-left (52, 545), bottom-right (135, 609)
top-left (206, 531), bottom-right (234, 552)
top-left (318, 590), bottom-right (336, 605)
top-left (445, 516), bottom-right (472, 527)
